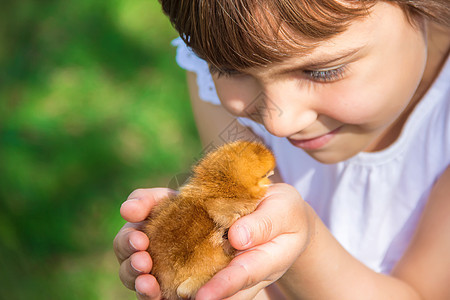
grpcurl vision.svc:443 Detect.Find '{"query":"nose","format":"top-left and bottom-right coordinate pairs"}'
top-left (246, 90), bottom-right (317, 138)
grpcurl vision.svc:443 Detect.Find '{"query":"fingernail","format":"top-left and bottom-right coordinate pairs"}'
top-left (169, 190), bottom-right (179, 196)
top-left (236, 225), bottom-right (250, 247)
top-left (122, 198), bottom-right (139, 208)
top-left (135, 286), bottom-right (146, 297)
top-left (129, 239), bottom-right (137, 251)
top-left (131, 260), bottom-right (142, 273)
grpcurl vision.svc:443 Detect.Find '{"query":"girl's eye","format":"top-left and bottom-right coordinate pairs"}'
top-left (209, 65), bottom-right (242, 78)
top-left (303, 65), bottom-right (347, 83)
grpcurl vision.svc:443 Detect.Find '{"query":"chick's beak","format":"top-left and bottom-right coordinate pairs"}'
top-left (258, 170), bottom-right (274, 188)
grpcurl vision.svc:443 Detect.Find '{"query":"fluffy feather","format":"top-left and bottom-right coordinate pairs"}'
top-left (142, 140), bottom-right (276, 300)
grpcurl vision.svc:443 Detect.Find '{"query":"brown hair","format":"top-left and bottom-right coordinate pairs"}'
top-left (159, 0), bottom-right (449, 71)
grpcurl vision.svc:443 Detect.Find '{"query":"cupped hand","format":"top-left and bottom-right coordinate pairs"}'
top-left (196, 183), bottom-right (315, 300)
top-left (113, 188), bottom-right (176, 299)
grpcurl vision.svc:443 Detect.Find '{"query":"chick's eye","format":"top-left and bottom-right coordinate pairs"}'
top-left (304, 65), bottom-right (347, 83)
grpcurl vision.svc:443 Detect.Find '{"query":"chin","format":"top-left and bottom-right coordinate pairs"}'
top-left (305, 149), bottom-right (359, 164)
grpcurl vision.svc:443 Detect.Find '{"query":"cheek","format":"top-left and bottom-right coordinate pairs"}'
top-left (319, 79), bottom-right (404, 126)
top-left (324, 27), bottom-right (426, 126)
top-left (321, 55), bottom-right (423, 126)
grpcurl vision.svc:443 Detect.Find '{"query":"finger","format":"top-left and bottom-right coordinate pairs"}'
top-left (229, 183), bottom-right (303, 250)
top-left (114, 223), bottom-right (150, 264)
top-left (121, 188), bottom-right (176, 223)
top-left (119, 251), bottom-right (153, 290)
top-left (135, 274), bottom-right (162, 300)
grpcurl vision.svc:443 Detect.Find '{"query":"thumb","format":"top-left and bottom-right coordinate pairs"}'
top-left (228, 198), bottom-right (281, 250)
top-left (228, 183), bottom-right (303, 250)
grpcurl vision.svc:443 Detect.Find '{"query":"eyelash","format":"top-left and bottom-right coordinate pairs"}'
top-left (303, 66), bottom-right (347, 83)
top-left (209, 66), bottom-right (241, 78)
top-left (209, 65), bottom-right (348, 82)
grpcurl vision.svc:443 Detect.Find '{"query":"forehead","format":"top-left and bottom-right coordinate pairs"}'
top-left (242, 2), bottom-right (409, 75)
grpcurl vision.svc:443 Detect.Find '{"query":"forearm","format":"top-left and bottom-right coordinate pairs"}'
top-left (276, 207), bottom-right (422, 300)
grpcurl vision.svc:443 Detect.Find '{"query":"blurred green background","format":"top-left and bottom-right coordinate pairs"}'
top-left (0, 0), bottom-right (201, 299)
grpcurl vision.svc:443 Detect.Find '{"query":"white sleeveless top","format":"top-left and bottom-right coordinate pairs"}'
top-left (172, 37), bottom-right (450, 274)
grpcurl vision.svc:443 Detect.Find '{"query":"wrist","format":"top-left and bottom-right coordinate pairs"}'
top-left (298, 201), bottom-right (317, 255)
top-left (276, 203), bottom-right (319, 299)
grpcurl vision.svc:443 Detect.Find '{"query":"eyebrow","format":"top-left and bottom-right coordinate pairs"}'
top-left (271, 45), bottom-right (367, 76)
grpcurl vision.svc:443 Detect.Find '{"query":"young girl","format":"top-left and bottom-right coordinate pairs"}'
top-left (114, 1), bottom-right (450, 299)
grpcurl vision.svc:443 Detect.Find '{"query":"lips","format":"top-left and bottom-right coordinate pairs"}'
top-left (288, 127), bottom-right (341, 150)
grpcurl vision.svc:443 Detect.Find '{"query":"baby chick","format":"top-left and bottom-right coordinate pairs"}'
top-left (142, 140), bottom-right (276, 300)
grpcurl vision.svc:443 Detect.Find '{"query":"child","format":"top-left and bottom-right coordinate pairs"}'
top-left (114, 1), bottom-right (450, 299)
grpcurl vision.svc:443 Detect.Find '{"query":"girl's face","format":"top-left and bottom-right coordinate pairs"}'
top-left (211, 2), bottom-right (428, 164)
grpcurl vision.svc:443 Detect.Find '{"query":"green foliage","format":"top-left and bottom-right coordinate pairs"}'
top-left (0, 0), bottom-right (201, 298)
